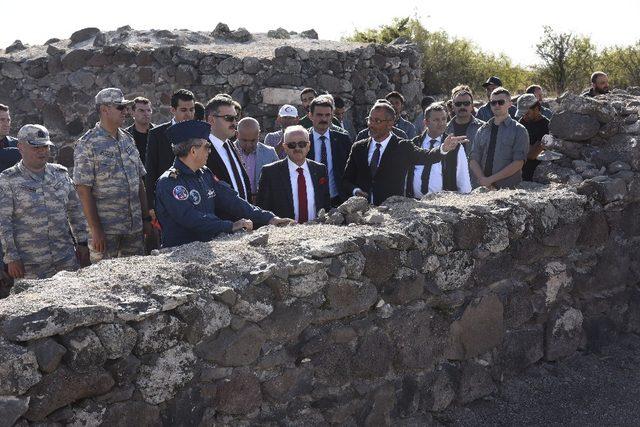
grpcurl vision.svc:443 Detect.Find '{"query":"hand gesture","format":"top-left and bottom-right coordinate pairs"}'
top-left (269, 217), bottom-right (295, 226)
top-left (441, 135), bottom-right (468, 153)
top-left (232, 219), bottom-right (253, 232)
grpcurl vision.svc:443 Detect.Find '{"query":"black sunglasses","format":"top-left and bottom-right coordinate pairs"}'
top-left (213, 114), bottom-right (238, 122)
top-left (490, 99), bottom-right (507, 106)
top-left (286, 140), bottom-right (308, 149)
top-left (454, 101), bottom-right (471, 107)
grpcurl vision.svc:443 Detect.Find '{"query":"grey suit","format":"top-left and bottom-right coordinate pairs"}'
top-left (254, 142), bottom-right (279, 192)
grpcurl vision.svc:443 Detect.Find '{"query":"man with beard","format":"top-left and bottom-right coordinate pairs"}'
top-left (445, 86), bottom-right (485, 158)
top-left (582, 71), bottom-right (610, 97)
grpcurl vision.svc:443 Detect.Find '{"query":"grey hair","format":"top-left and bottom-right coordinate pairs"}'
top-left (237, 117), bottom-right (260, 132)
top-left (370, 102), bottom-right (396, 120)
top-left (173, 138), bottom-right (205, 157)
top-left (283, 125), bottom-right (309, 141)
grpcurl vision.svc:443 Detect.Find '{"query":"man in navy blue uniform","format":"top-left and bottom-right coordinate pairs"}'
top-left (155, 120), bottom-right (293, 248)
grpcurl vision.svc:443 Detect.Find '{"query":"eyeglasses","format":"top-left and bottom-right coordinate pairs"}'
top-left (212, 114), bottom-right (238, 122)
top-left (454, 101), bottom-right (472, 107)
top-left (490, 99), bottom-right (507, 106)
top-left (286, 140), bottom-right (308, 149)
top-left (367, 117), bottom-right (393, 125)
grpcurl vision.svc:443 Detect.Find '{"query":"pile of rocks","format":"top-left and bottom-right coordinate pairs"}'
top-left (535, 90), bottom-right (640, 207)
top-left (0, 176), bottom-right (638, 424)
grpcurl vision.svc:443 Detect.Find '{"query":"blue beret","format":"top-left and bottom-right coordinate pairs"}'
top-left (166, 120), bottom-right (211, 145)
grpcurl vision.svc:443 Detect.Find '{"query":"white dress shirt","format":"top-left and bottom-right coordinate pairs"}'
top-left (311, 129), bottom-right (337, 198)
top-left (287, 158), bottom-right (316, 222)
top-left (209, 133), bottom-right (248, 198)
top-left (412, 134), bottom-right (472, 197)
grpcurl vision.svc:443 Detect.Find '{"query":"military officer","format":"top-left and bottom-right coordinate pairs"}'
top-left (155, 120), bottom-right (293, 248)
top-left (0, 124), bottom-right (89, 280)
top-left (74, 88), bottom-right (153, 262)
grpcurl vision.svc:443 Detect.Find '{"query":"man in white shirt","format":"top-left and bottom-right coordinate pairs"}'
top-left (257, 125), bottom-right (330, 222)
top-left (204, 95), bottom-right (252, 201)
top-left (407, 103), bottom-right (472, 197)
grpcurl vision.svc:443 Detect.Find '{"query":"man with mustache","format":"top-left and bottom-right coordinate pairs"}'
top-left (74, 88), bottom-right (153, 262)
top-left (204, 95), bottom-right (252, 201)
top-left (257, 125), bottom-right (330, 222)
top-left (0, 124), bottom-right (89, 279)
top-left (155, 120), bottom-right (293, 248)
top-left (306, 95), bottom-right (352, 206)
top-left (581, 71), bottom-right (610, 97)
top-left (445, 85), bottom-right (485, 158)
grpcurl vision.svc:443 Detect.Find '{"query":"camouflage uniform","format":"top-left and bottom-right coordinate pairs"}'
top-left (73, 122), bottom-right (146, 262)
top-left (0, 125), bottom-right (88, 280)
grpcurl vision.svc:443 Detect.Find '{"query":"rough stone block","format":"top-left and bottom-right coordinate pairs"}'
top-left (0, 396), bottom-right (30, 426)
top-left (195, 324), bottom-right (266, 366)
top-left (28, 337), bottom-right (67, 373)
top-left (214, 372), bottom-right (261, 415)
top-left (93, 323), bottom-right (137, 360)
top-left (447, 294), bottom-right (504, 360)
top-left (60, 327), bottom-right (107, 372)
top-left (136, 343), bottom-right (196, 405)
top-left (260, 87), bottom-right (301, 105)
top-left (133, 313), bottom-right (186, 355)
top-left (544, 307), bottom-right (584, 361)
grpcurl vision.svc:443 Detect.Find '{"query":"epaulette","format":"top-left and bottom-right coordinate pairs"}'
top-left (49, 163), bottom-right (69, 173)
top-left (1, 166), bottom-right (19, 177)
top-left (168, 167), bottom-right (180, 179)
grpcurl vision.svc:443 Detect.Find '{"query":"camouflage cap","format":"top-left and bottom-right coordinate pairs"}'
top-left (95, 87), bottom-right (133, 106)
top-left (515, 93), bottom-right (539, 119)
top-left (17, 124), bottom-right (54, 146)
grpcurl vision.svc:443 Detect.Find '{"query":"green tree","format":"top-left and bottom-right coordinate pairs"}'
top-left (534, 26), bottom-right (598, 93)
top-left (599, 42), bottom-right (640, 88)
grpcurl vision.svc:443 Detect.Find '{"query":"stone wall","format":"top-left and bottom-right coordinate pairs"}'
top-left (1, 176), bottom-right (638, 424)
top-left (0, 25), bottom-right (423, 167)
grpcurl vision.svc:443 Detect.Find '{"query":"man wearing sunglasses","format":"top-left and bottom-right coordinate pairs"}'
top-left (257, 125), bottom-right (330, 223)
top-left (469, 87), bottom-right (530, 190)
top-left (445, 86), bottom-right (485, 159)
top-left (204, 95), bottom-right (252, 202)
top-left (476, 76), bottom-right (517, 122)
top-left (74, 88), bottom-right (152, 262)
top-left (155, 121), bottom-right (293, 247)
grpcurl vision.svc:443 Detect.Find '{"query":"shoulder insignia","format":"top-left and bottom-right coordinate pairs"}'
top-left (168, 168), bottom-right (180, 179)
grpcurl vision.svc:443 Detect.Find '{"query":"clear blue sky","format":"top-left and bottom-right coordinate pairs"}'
top-left (2, 0), bottom-right (639, 66)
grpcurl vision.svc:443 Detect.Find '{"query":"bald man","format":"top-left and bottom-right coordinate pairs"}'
top-left (233, 117), bottom-right (279, 203)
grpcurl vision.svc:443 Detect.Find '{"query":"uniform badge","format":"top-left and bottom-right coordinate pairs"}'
top-left (190, 189), bottom-right (201, 205)
top-left (172, 185), bottom-right (189, 201)
top-left (207, 189), bottom-right (216, 198)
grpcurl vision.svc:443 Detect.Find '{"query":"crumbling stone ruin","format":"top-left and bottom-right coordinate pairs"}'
top-left (1, 26), bottom-right (640, 426)
top-left (0, 25), bottom-right (422, 168)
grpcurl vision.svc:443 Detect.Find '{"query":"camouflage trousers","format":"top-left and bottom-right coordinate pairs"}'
top-left (90, 232), bottom-right (145, 263)
top-left (24, 256), bottom-right (80, 280)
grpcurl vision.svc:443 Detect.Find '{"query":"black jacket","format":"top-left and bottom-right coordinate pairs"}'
top-left (145, 121), bottom-right (173, 209)
top-left (406, 132), bottom-right (461, 197)
top-left (306, 128), bottom-right (352, 202)
top-left (206, 136), bottom-right (252, 201)
top-left (342, 134), bottom-right (443, 206)
top-left (257, 159), bottom-right (330, 220)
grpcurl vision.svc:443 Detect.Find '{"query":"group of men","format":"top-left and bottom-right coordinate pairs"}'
top-left (0, 70), bottom-right (611, 281)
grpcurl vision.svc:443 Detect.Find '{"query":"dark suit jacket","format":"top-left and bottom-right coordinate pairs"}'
top-left (257, 158), bottom-right (330, 220)
top-left (145, 121), bottom-right (173, 209)
top-left (342, 134), bottom-right (443, 206)
top-left (306, 128), bottom-right (351, 202)
top-left (206, 136), bottom-right (252, 201)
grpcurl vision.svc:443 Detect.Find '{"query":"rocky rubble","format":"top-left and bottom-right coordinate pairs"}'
top-left (0, 175), bottom-right (638, 424)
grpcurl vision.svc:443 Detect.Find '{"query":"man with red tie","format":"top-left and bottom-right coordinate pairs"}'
top-left (257, 125), bottom-right (330, 223)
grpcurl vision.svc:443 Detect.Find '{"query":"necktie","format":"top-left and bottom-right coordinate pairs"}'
top-left (370, 143), bottom-right (382, 177)
top-left (420, 139), bottom-right (438, 195)
top-left (319, 135), bottom-right (328, 166)
top-left (297, 167), bottom-right (308, 223)
top-left (223, 142), bottom-right (246, 200)
top-left (484, 124), bottom-right (499, 177)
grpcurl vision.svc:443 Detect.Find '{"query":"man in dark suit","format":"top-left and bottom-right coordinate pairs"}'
top-left (306, 95), bottom-right (352, 206)
top-left (204, 95), bottom-right (252, 201)
top-left (257, 125), bottom-right (330, 222)
top-left (406, 104), bottom-right (472, 198)
top-left (145, 89), bottom-right (196, 216)
top-left (343, 101), bottom-right (467, 206)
